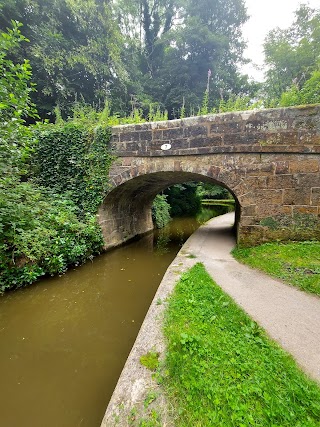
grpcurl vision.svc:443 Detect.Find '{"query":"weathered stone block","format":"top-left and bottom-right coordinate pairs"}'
top-left (152, 130), bottom-right (163, 140)
top-left (210, 120), bottom-right (242, 134)
top-left (170, 138), bottom-right (189, 149)
top-left (256, 203), bottom-right (286, 217)
top-left (189, 137), bottom-right (208, 148)
top-left (119, 131), bottom-right (140, 142)
top-left (283, 189), bottom-right (311, 205)
top-left (162, 128), bottom-right (183, 140)
top-left (207, 166), bottom-right (221, 179)
top-left (254, 189), bottom-right (283, 205)
top-left (296, 173), bottom-right (320, 188)
top-left (289, 159), bottom-right (319, 173)
top-left (245, 163), bottom-right (274, 176)
top-left (139, 130), bottom-right (153, 141)
top-left (184, 125), bottom-right (208, 138)
top-left (242, 176), bottom-right (267, 191)
top-left (174, 161), bottom-right (182, 171)
top-left (242, 205), bottom-right (256, 216)
top-left (292, 206), bottom-right (318, 215)
top-left (311, 187), bottom-right (320, 205)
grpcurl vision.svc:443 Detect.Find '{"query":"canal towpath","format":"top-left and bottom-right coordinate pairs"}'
top-left (102, 212), bottom-right (320, 426)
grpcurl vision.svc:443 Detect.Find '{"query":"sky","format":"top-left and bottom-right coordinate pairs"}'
top-left (241, 0), bottom-right (320, 81)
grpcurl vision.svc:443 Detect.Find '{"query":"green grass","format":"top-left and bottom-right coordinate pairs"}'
top-left (163, 263), bottom-right (320, 426)
top-left (232, 241), bottom-right (320, 296)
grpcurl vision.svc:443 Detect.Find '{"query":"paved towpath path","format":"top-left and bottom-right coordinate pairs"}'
top-left (185, 212), bottom-right (320, 382)
top-left (102, 212), bottom-right (320, 426)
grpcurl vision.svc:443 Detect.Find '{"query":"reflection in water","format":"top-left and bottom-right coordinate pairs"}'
top-left (0, 213), bottom-right (226, 427)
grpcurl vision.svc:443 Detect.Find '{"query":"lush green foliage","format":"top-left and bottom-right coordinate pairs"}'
top-left (0, 182), bottom-right (103, 292)
top-left (263, 4), bottom-right (320, 104)
top-left (33, 122), bottom-right (113, 214)
top-left (0, 21), bottom-right (38, 177)
top-left (279, 69), bottom-right (320, 107)
top-left (218, 94), bottom-right (263, 113)
top-left (233, 242), bottom-right (320, 296)
top-left (152, 194), bottom-right (171, 229)
top-left (122, 0), bottom-right (253, 116)
top-left (152, 183), bottom-right (231, 228)
top-left (0, 25), bottom-right (111, 292)
top-left (163, 263), bottom-right (320, 426)
top-left (0, 0), bottom-right (253, 118)
top-left (165, 183), bottom-right (201, 217)
top-left (0, 0), bottom-right (127, 116)
top-left (196, 182), bottom-right (230, 200)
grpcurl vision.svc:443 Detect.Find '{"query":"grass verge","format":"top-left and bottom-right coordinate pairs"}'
top-left (163, 263), bottom-right (320, 426)
top-left (232, 241), bottom-right (320, 296)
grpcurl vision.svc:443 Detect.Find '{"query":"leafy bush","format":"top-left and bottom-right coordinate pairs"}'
top-left (0, 25), bottom-right (113, 292)
top-left (152, 194), bottom-right (171, 228)
top-left (196, 182), bottom-right (230, 199)
top-left (0, 181), bottom-right (103, 292)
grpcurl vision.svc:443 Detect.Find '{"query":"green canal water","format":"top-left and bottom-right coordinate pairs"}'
top-left (0, 216), bottom-right (213, 427)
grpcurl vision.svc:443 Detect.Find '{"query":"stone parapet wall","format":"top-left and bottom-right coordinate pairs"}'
top-left (111, 105), bottom-right (320, 157)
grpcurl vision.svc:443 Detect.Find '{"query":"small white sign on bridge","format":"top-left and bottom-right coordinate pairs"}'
top-left (161, 143), bottom-right (171, 150)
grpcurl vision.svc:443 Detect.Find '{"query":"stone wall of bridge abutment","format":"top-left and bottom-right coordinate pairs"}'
top-left (98, 105), bottom-right (320, 249)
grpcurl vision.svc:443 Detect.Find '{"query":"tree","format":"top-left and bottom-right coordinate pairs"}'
top-left (114, 0), bottom-right (250, 116)
top-left (263, 4), bottom-right (320, 103)
top-left (0, 0), bottom-right (128, 117)
top-left (0, 21), bottom-right (37, 177)
top-left (279, 69), bottom-right (320, 107)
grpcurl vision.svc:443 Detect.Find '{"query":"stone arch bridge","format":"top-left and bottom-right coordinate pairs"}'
top-left (98, 105), bottom-right (320, 249)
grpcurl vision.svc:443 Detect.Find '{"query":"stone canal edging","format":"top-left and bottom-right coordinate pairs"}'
top-left (100, 233), bottom-right (199, 426)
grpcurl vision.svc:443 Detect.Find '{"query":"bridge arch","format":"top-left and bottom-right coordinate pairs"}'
top-left (98, 158), bottom-right (242, 250)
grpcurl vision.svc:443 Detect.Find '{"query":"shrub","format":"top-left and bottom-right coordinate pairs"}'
top-left (152, 194), bottom-right (171, 228)
top-left (0, 180), bottom-right (103, 292)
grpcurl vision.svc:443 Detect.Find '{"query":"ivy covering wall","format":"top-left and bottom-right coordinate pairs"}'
top-left (33, 123), bottom-right (113, 214)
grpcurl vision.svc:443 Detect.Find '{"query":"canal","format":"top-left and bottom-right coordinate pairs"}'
top-left (0, 216), bottom-right (214, 427)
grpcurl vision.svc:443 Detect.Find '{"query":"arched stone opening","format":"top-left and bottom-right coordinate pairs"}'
top-left (98, 171), bottom-right (240, 250)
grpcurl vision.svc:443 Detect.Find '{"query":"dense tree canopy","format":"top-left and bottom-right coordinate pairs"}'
top-left (0, 0), bottom-right (127, 116)
top-left (0, 0), bottom-right (251, 117)
top-left (115, 0), bottom-right (251, 115)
